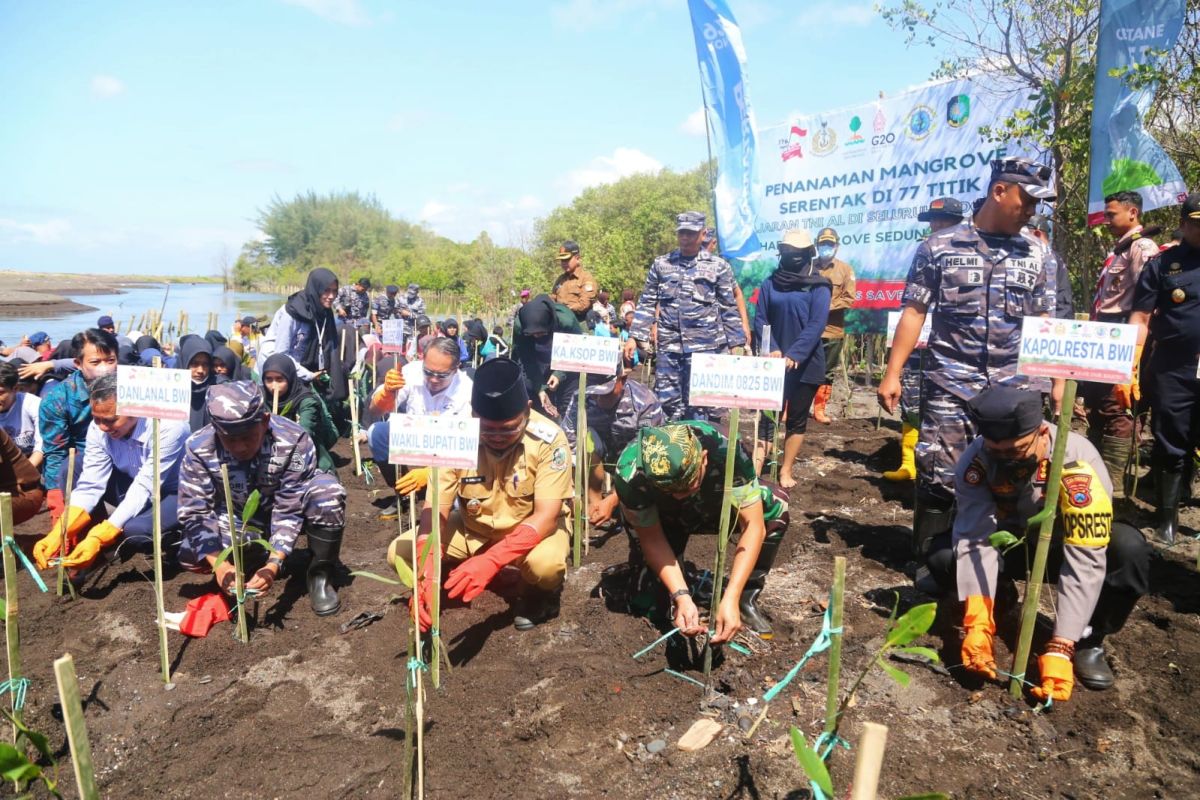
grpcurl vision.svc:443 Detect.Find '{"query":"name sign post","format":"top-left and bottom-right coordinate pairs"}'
top-left (688, 352), bottom-right (786, 685)
top-left (117, 364), bottom-right (189, 686)
top-left (550, 333), bottom-right (621, 568)
top-left (381, 319), bottom-right (406, 355)
top-left (1007, 318), bottom-right (1138, 700)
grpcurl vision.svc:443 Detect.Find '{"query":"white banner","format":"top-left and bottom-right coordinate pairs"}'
top-left (116, 365), bottom-right (190, 421)
top-left (1017, 317), bottom-right (1138, 384)
top-left (549, 333), bottom-right (621, 376)
top-left (388, 413), bottom-right (480, 468)
top-left (688, 352), bottom-right (785, 410)
top-left (886, 311), bottom-right (932, 349)
top-left (380, 319), bottom-right (405, 354)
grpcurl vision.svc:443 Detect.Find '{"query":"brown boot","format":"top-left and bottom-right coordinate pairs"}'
top-left (811, 384), bottom-right (832, 424)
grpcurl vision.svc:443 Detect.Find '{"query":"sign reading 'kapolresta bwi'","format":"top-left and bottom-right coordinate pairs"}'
top-left (688, 352), bottom-right (786, 411)
top-left (886, 311), bottom-right (933, 349)
top-left (388, 413), bottom-right (480, 468)
top-left (549, 333), bottom-right (621, 376)
top-left (1016, 317), bottom-right (1139, 385)
top-left (381, 319), bottom-right (405, 354)
top-left (116, 366), bottom-right (191, 421)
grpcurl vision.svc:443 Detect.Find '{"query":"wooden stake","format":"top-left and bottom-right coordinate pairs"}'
top-left (703, 406), bottom-right (741, 683)
top-left (573, 373), bottom-right (587, 568)
top-left (219, 465), bottom-right (249, 643)
top-left (823, 556), bottom-right (846, 736)
top-left (53, 654), bottom-right (100, 800)
top-left (349, 377), bottom-right (364, 476)
top-left (1010, 379), bottom-right (1077, 698)
top-left (57, 448), bottom-right (77, 598)
top-left (429, 469), bottom-right (442, 689)
top-left (849, 722), bottom-right (889, 800)
top-left (272, 387), bottom-right (280, 416)
top-left (1, 494), bottom-right (24, 741)
top-left (150, 357), bottom-right (171, 683)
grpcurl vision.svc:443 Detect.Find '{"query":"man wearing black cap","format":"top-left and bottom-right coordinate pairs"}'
top-left (234, 316), bottom-right (260, 366)
top-left (1129, 191), bottom-right (1200, 544)
top-left (551, 241), bottom-right (598, 327)
top-left (97, 315), bottom-right (117, 335)
top-left (177, 381), bottom-right (348, 616)
top-left (400, 283), bottom-right (426, 338)
top-left (628, 211), bottom-right (747, 421)
top-left (390, 358), bottom-right (574, 631)
top-left (372, 284), bottom-right (402, 334)
top-left (810, 227), bottom-right (856, 425)
top-left (336, 276), bottom-right (373, 333)
top-left (879, 158), bottom-right (1061, 562)
top-left (925, 385), bottom-right (1149, 698)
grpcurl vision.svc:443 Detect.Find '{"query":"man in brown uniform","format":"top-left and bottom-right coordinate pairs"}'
top-left (551, 240), bottom-right (598, 328)
top-left (811, 227), bottom-right (856, 423)
top-left (389, 358), bottom-right (574, 631)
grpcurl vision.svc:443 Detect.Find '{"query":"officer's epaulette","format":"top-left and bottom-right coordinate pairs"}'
top-left (526, 419), bottom-right (559, 444)
top-left (1063, 460), bottom-right (1084, 470)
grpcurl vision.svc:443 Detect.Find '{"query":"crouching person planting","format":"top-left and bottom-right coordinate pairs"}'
top-left (177, 381), bottom-right (348, 616)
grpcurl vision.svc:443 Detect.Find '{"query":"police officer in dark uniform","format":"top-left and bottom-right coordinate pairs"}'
top-left (1129, 192), bottom-right (1200, 544)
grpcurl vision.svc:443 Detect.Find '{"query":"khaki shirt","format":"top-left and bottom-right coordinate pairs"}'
top-left (552, 267), bottom-right (598, 315)
top-left (819, 258), bottom-right (856, 338)
top-left (1094, 226), bottom-right (1159, 318)
top-left (437, 410), bottom-right (573, 539)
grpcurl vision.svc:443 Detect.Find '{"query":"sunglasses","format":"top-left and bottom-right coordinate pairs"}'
top-left (423, 366), bottom-right (456, 380)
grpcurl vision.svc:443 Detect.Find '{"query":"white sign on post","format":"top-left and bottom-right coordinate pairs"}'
top-left (688, 352), bottom-right (786, 411)
top-left (1016, 317), bottom-right (1139, 384)
top-left (116, 366), bottom-right (191, 421)
top-left (549, 333), bottom-right (621, 375)
top-left (381, 319), bottom-right (405, 354)
top-left (388, 413), bottom-right (480, 469)
top-left (886, 311), bottom-right (933, 349)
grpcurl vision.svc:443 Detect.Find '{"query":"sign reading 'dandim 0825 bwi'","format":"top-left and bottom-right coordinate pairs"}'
top-left (688, 353), bottom-right (786, 411)
top-left (116, 366), bottom-right (191, 421)
top-left (549, 333), bottom-right (621, 376)
top-left (388, 413), bottom-right (480, 469)
top-left (380, 319), bottom-right (405, 354)
top-left (1017, 317), bottom-right (1139, 384)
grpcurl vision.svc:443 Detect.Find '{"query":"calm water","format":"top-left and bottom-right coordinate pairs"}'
top-left (0, 284), bottom-right (284, 346)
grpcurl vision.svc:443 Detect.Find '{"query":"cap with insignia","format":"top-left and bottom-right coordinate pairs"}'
top-left (1182, 192), bottom-right (1200, 220)
top-left (917, 196), bottom-right (966, 222)
top-left (967, 386), bottom-right (1044, 441)
top-left (816, 227), bottom-right (839, 245)
top-left (675, 211), bottom-right (706, 232)
top-left (990, 158), bottom-right (1057, 201)
top-left (207, 381), bottom-right (267, 435)
top-left (386, 284), bottom-right (399, 294)
top-left (638, 424), bottom-right (704, 493)
top-left (471, 358), bottom-right (529, 421)
top-left (556, 240), bottom-right (581, 261)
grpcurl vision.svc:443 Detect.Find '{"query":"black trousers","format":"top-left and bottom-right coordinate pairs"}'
top-left (1150, 362), bottom-right (1200, 472)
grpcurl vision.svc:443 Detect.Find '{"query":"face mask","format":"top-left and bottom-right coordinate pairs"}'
top-left (997, 454), bottom-right (1039, 482)
top-left (817, 245), bottom-right (836, 260)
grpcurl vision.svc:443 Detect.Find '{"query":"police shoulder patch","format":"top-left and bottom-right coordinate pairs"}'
top-left (963, 460), bottom-right (985, 486)
top-left (1061, 471), bottom-right (1092, 508)
top-left (527, 420), bottom-right (559, 444)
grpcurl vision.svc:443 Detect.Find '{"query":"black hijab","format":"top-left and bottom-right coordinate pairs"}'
top-left (204, 329), bottom-right (228, 351)
top-left (283, 268), bottom-right (345, 400)
top-left (178, 337), bottom-right (225, 431)
top-left (771, 246), bottom-right (831, 292)
top-left (213, 345), bottom-right (251, 382)
top-left (260, 353), bottom-right (315, 415)
top-left (517, 295), bottom-right (557, 336)
top-left (134, 334), bottom-right (160, 354)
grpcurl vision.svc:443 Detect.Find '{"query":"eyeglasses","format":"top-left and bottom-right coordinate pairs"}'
top-left (423, 366), bottom-right (457, 380)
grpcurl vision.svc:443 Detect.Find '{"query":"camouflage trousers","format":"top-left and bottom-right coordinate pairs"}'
top-left (656, 350), bottom-right (718, 423)
top-left (916, 380), bottom-right (977, 504)
top-left (899, 351), bottom-right (923, 427)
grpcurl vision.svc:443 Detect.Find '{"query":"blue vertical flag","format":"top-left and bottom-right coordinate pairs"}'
top-left (687, 0), bottom-right (763, 259)
top-left (1086, 0), bottom-right (1188, 225)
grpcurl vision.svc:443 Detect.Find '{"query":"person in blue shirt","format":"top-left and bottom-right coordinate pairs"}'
top-left (753, 229), bottom-right (832, 489)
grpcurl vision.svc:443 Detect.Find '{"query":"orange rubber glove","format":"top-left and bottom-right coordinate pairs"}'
top-left (371, 367), bottom-right (407, 414)
top-left (33, 506), bottom-right (91, 570)
top-left (46, 488), bottom-right (65, 521)
top-left (1030, 652), bottom-right (1075, 702)
top-left (445, 523), bottom-right (543, 603)
top-left (1113, 344), bottom-right (1143, 410)
top-left (961, 595), bottom-right (998, 679)
top-left (410, 536), bottom-right (437, 632)
top-left (395, 467), bottom-right (430, 496)
top-left (60, 520), bottom-right (123, 570)
top-left (384, 367), bottom-right (405, 393)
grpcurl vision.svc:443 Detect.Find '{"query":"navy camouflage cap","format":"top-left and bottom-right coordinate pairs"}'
top-left (207, 380), bottom-right (267, 434)
top-left (917, 196), bottom-right (965, 222)
top-left (991, 158), bottom-right (1056, 201)
top-left (676, 211), bottom-right (706, 232)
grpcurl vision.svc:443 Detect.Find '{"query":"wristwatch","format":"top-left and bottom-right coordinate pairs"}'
top-left (267, 556), bottom-right (285, 571)
top-left (669, 588), bottom-right (692, 604)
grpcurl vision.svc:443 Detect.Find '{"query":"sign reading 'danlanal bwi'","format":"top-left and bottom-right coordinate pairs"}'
top-left (688, 352), bottom-right (786, 411)
top-left (549, 333), bottom-right (621, 376)
top-left (380, 319), bottom-right (405, 353)
top-left (388, 413), bottom-right (480, 468)
top-left (1017, 317), bottom-right (1139, 384)
top-left (116, 365), bottom-right (191, 421)
top-left (886, 311), bottom-right (933, 349)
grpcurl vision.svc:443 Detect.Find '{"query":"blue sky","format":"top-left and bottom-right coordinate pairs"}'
top-left (0, 0), bottom-right (942, 277)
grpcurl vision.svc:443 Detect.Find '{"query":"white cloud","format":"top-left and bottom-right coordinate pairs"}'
top-left (279, 0), bottom-right (368, 26)
top-left (680, 107), bottom-right (708, 137)
top-left (795, 3), bottom-right (875, 28)
top-left (90, 75), bottom-right (125, 99)
top-left (418, 200), bottom-right (453, 223)
top-left (550, 0), bottom-right (676, 31)
top-left (0, 218), bottom-right (71, 245)
top-left (563, 148), bottom-right (663, 195)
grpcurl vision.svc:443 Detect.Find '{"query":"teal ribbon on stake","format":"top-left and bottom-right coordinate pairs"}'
top-left (0, 677), bottom-right (32, 711)
top-left (762, 600), bottom-right (841, 703)
top-left (3, 535), bottom-right (47, 593)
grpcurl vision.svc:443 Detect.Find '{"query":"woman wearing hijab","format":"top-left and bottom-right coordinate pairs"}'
top-left (204, 329), bottom-right (229, 352)
top-left (260, 353), bottom-right (339, 473)
top-left (512, 293), bottom-right (582, 418)
top-left (177, 337), bottom-right (227, 431)
top-left (212, 345), bottom-right (253, 382)
top-left (259, 267), bottom-right (348, 406)
top-left (753, 229), bottom-right (831, 489)
top-left (441, 318), bottom-right (470, 365)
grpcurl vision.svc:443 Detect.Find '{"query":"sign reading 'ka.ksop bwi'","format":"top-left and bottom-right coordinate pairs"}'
top-left (116, 365), bottom-right (191, 421)
top-left (1016, 317), bottom-right (1139, 384)
top-left (687, 352), bottom-right (786, 411)
top-left (549, 333), bottom-right (621, 376)
top-left (380, 319), bottom-right (405, 354)
top-left (388, 413), bottom-right (480, 469)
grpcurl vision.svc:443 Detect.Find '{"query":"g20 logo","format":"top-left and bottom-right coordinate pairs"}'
top-left (871, 133), bottom-right (896, 146)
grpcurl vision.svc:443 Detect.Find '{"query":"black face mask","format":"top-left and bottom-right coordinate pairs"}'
top-left (997, 454), bottom-right (1039, 483)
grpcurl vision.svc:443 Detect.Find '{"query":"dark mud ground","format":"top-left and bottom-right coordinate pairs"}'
top-left (6, 416), bottom-right (1200, 799)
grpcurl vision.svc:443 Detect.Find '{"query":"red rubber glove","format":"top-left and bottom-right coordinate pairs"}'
top-left (410, 536), bottom-right (437, 632)
top-left (1031, 653), bottom-right (1075, 702)
top-left (961, 595), bottom-right (998, 680)
top-left (444, 523), bottom-right (543, 603)
top-left (46, 488), bottom-right (65, 521)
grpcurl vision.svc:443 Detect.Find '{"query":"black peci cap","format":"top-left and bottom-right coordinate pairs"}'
top-left (471, 358), bottom-right (529, 421)
top-left (967, 386), bottom-right (1044, 441)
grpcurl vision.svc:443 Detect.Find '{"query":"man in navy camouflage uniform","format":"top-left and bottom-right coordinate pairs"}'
top-left (177, 381), bottom-right (347, 616)
top-left (372, 285), bottom-right (402, 333)
top-left (627, 211), bottom-right (746, 421)
top-left (399, 283), bottom-right (427, 338)
top-left (879, 159), bottom-right (1061, 564)
top-left (336, 276), bottom-right (373, 333)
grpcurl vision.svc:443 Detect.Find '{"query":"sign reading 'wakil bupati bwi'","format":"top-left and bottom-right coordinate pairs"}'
top-left (1017, 317), bottom-right (1139, 384)
top-left (388, 413), bottom-right (480, 468)
top-left (116, 365), bottom-right (191, 421)
top-left (549, 333), bottom-right (621, 376)
top-left (688, 352), bottom-right (786, 411)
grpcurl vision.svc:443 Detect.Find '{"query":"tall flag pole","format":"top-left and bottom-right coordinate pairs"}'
top-left (1086, 0), bottom-right (1188, 225)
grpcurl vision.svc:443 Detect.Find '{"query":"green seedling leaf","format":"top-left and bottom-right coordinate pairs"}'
top-left (988, 530), bottom-right (1021, 551)
top-left (4, 710), bottom-right (52, 762)
top-left (249, 538), bottom-right (273, 553)
top-left (884, 602), bottom-right (937, 647)
top-left (241, 490), bottom-right (262, 527)
top-left (0, 742), bottom-right (33, 778)
top-left (393, 556), bottom-right (415, 589)
top-left (894, 646), bottom-right (941, 663)
top-left (213, 544), bottom-right (235, 567)
top-left (789, 727), bottom-right (833, 798)
top-left (877, 656), bottom-right (911, 687)
top-left (350, 570), bottom-right (402, 586)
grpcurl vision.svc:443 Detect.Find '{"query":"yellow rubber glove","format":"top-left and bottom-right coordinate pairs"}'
top-left (395, 467), bottom-right (431, 496)
top-left (1113, 344), bottom-right (1143, 409)
top-left (60, 520), bottom-right (123, 570)
top-left (371, 367), bottom-right (407, 414)
top-left (33, 506), bottom-right (91, 569)
top-left (384, 367), bottom-right (406, 393)
top-left (1030, 652), bottom-right (1075, 702)
top-left (961, 595), bottom-right (998, 679)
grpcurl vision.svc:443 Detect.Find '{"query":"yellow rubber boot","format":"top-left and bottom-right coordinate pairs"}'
top-left (883, 424), bottom-right (918, 482)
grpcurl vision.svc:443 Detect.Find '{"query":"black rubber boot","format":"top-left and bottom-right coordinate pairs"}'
top-left (912, 491), bottom-right (954, 558)
top-left (306, 526), bottom-right (343, 616)
top-left (739, 535), bottom-right (782, 639)
top-left (513, 585), bottom-right (561, 631)
top-left (1154, 463), bottom-right (1184, 546)
top-left (1073, 637), bottom-right (1115, 690)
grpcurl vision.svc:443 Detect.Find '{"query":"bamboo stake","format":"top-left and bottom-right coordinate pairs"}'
top-left (703, 406), bottom-right (741, 683)
top-left (849, 722), bottom-right (889, 800)
top-left (429, 469), bottom-right (442, 689)
top-left (1010, 379), bottom-right (1077, 698)
top-left (349, 377), bottom-right (364, 476)
top-left (56, 448), bottom-right (77, 598)
top-left (573, 373), bottom-right (587, 568)
top-left (403, 629), bottom-right (416, 800)
top-left (127, 314), bottom-right (136, 335)
top-left (410, 507), bottom-right (426, 800)
top-left (1, 494), bottom-right (24, 741)
top-left (219, 465), bottom-right (249, 644)
top-left (823, 556), bottom-right (846, 736)
top-left (53, 654), bottom-right (100, 800)
top-left (150, 358), bottom-right (171, 683)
